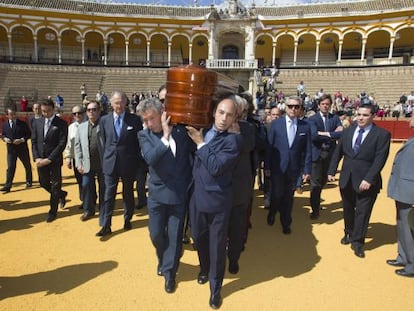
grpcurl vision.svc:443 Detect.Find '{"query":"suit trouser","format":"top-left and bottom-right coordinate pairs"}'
top-left (340, 181), bottom-right (378, 246)
top-left (37, 164), bottom-right (65, 217)
top-left (395, 201), bottom-right (414, 273)
top-left (82, 169), bottom-right (104, 215)
top-left (71, 159), bottom-right (83, 202)
top-left (100, 173), bottom-right (135, 227)
top-left (190, 206), bottom-right (230, 297)
top-left (135, 164), bottom-right (148, 206)
top-left (227, 201), bottom-right (250, 263)
top-left (310, 152), bottom-right (331, 215)
top-left (270, 172), bottom-right (296, 230)
top-left (5, 145), bottom-right (32, 188)
top-left (147, 197), bottom-right (185, 281)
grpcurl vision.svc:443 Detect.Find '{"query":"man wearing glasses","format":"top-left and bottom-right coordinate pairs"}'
top-left (64, 105), bottom-right (86, 209)
top-left (265, 96), bottom-right (312, 234)
top-left (75, 101), bottom-right (104, 221)
top-left (328, 103), bottom-right (391, 258)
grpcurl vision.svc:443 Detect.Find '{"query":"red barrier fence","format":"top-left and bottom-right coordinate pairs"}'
top-left (0, 115), bottom-right (412, 141)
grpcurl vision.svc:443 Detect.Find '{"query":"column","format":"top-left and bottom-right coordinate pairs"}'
top-left (58, 36), bottom-right (62, 64)
top-left (33, 35), bottom-right (38, 63)
top-left (167, 41), bottom-right (171, 67)
top-left (125, 40), bottom-right (129, 66)
top-left (272, 41), bottom-right (276, 67)
top-left (208, 23), bottom-right (214, 60)
top-left (293, 40), bottom-right (298, 66)
top-left (388, 36), bottom-right (395, 64)
top-left (103, 39), bottom-right (107, 66)
top-left (360, 38), bottom-right (366, 65)
top-left (81, 38), bottom-right (85, 65)
top-left (146, 40), bottom-right (150, 66)
top-left (188, 42), bottom-right (192, 65)
top-left (314, 39), bottom-right (320, 65)
top-left (337, 39), bottom-right (343, 65)
top-left (7, 33), bottom-right (13, 61)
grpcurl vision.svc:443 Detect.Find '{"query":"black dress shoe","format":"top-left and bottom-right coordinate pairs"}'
top-left (310, 212), bottom-right (319, 220)
top-left (59, 192), bottom-right (67, 209)
top-left (209, 293), bottom-right (222, 309)
top-left (351, 244), bottom-right (365, 258)
top-left (395, 268), bottom-right (414, 278)
top-left (267, 212), bottom-right (275, 226)
top-left (26, 182), bottom-right (32, 188)
top-left (340, 234), bottom-right (351, 245)
top-left (80, 212), bottom-right (94, 221)
top-left (282, 227), bottom-right (291, 235)
top-left (197, 272), bottom-right (208, 284)
top-left (182, 234), bottom-right (190, 244)
top-left (135, 203), bottom-right (146, 210)
top-left (386, 259), bottom-right (405, 267)
top-left (46, 214), bottom-right (57, 223)
top-left (123, 220), bottom-right (132, 231)
top-left (1, 187), bottom-right (10, 193)
top-left (228, 261), bottom-right (239, 274)
top-left (96, 226), bottom-right (111, 237)
top-left (165, 279), bottom-right (176, 293)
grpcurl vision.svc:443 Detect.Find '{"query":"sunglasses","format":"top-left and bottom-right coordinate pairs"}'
top-left (287, 105), bottom-right (301, 109)
top-left (87, 108), bottom-right (98, 112)
top-left (72, 112), bottom-right (84, 116)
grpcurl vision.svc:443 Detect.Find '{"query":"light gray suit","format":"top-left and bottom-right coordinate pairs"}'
top-left (74, 120), bottom-right (104, 215)
top-left (387, 137), bottom-right (414, 273)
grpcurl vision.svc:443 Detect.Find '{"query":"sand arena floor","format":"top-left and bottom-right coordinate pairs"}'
top-left (0, 141), bottom-right (413, 310)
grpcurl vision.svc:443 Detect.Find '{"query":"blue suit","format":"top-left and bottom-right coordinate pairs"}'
top-left (99, 112), bottom-right (142, 228)
top-left (308, 112), bottom-right (342, 216)
top-left (265, 116), bottom-right (312, 230)
top-left (138, 125), bottom-right (194, 282)
top-left (189, 129), bottom-right (241, 298)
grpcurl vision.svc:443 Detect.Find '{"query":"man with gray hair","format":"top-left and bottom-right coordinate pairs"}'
top-left (137, 97), bottom-right (195, 293)
top-left (96, 91), bottom-right (143, 237)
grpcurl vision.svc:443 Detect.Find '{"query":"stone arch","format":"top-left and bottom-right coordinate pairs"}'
top-left (36, 27), bottom-right (59, 63)
top-left (191, 34), bottom-right (208, 65)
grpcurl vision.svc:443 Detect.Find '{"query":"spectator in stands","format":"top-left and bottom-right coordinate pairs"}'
top-left (55, 94), bottom-right (64, 114)
top-left (297, 81), bottom-right (306, 99)
top-left (100, 92), bottom-right (109, 114)
top-left (65, 105), bottom-right (86, 208)
top-left (393, 101), bottom-right (403, 120)
top-left (80, 83), bottom-right (87, 100)
top-left (20, 96), bottom-right (29, 112)
top-left (1, 108), bottom-right (32, 193)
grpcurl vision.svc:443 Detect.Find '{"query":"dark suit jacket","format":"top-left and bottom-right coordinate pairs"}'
top-left (328, 123), bottom-right (391, 193)
top-left (265, 116), bottom-right (312, 178)
top-left (31, 115), bottom-right (68, 165)
top-left (99, 112), bottom-right (142, 177)
top-left (232, 120), bottom-right (256, 206)
top-left (2, 118), bottom-right (31, 150)
top-left (138, 125), bottom-right (195, 205)
top-left (308, 112), bottom-right (342, 161)
top-left (191, 129), bottom-right (241, 214)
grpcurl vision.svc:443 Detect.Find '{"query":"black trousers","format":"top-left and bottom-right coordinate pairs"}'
top-left (340, 180), bottom-right (378, 246)
top-left (37, 164), bottom-right (66, 217)
top-left (5, 144), bottom-right (32, 189)
top-left (310, 151), bottom-right (331, 215)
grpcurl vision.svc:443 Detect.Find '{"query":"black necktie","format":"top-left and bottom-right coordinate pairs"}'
top-left (353, 128), bottom-right (364, 153)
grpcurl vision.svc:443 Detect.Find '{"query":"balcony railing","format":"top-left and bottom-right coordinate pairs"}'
top-left (206, 59), bottom-right (258, 70)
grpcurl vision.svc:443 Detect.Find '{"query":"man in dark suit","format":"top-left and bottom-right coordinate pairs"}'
top-left (1, 108), bottom-right (32, 193)
top-left (97, 91), bottom-right (143, 237)
top-left (186, 94), bottom-right (241, 310)
top-left (137, 97), bottom-right (195, 294)
top-left (265, 96), bottom-right (312, 234)
top-left (227, 95), bottom-right (255, 275)
top-left (328, 103), bottom-right (391, 258)
top-left (308, 94), bottom-right (343, 219)
top-left (31, 99), bottom-right (68, 222)
top-left (386, 114), bottom-right (414, 277)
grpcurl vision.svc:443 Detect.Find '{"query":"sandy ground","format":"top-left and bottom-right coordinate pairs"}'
top-left (0, 141), bottom-right (413, 311)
